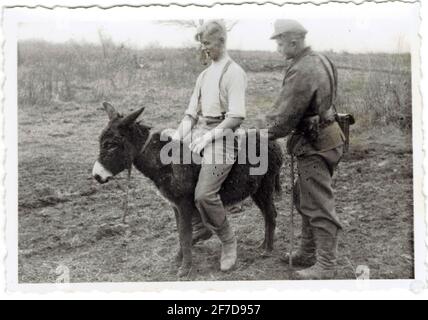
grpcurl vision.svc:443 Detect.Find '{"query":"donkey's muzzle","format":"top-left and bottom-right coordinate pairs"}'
top-left (92, 160), bottom-right (114, 184)
top-left (93, 174), bottom-right (110, 184)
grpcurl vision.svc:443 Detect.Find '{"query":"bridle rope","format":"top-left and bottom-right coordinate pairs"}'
top-left (289, 154), bottom-right (295, 271)
top-left (122, 129), bottom-right (154, 224)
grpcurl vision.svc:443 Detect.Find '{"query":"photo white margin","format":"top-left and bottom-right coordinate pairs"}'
top-left (1, 0), bottom-right (427, 296)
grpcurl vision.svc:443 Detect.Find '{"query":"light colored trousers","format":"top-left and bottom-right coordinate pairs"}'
top-left (184, 118), bottom-right (239, 231)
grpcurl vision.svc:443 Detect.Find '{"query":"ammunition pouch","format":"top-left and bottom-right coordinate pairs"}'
top-left (312, 121), bottom-right (346, 152)
top-left (288, 118), bottom-right (347, 156)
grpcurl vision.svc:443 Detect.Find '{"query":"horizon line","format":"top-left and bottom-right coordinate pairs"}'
top-left (18, 38), bottom-right (411, 55)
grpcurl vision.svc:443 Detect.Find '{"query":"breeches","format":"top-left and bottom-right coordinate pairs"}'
top-left (294, 146), bottom-right (344, 236)
top-left (187, 122), bottom-right (240, 231)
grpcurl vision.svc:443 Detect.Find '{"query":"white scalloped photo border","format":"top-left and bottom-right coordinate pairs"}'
top-left (0, 0), bottom-right (426, 296)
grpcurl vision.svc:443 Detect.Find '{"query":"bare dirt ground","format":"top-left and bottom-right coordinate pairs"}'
top-left (18, 70), bottom-right (414, 283)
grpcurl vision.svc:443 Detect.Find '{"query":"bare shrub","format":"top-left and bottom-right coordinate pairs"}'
top-left (336, 53), bottom-right (412, 131)
top-left (18, 39), bottom-right (144, 105)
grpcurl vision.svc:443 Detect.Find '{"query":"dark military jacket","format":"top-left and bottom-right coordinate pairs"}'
top-left (266, 47), bottom-right (344, 155)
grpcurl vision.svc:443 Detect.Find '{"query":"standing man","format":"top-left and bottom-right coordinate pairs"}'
top-left (171, 20), bottom-right (247, 272)
top-left (264, 20), bottom-right (345, 279)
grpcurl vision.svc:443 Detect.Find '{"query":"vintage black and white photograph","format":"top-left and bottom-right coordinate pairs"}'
top-left (3, 1), bottom-right (424, 289)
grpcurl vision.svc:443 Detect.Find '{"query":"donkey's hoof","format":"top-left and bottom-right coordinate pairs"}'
top-left (177, 264), bottom-right (192, 278)
top-left (258, 241), bottom-right (273, 251)
top-left (261, 249), bottom-right (274, 258)
top-left (257, 241), bottom-right (273, 257)
top-left (258, 241), bottom-right (267, 250)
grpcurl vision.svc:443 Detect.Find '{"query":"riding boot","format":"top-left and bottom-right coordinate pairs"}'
top-left (192, 215), bottom-right (213, 245)
top-left (294, 227), bottom-right (339, 280)
top-left (215, 218), bottom-right (238, 272)
top-left (280, 216), bottom-right (316, 267)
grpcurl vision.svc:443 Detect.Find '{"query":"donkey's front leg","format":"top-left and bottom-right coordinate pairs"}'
top-left (176, 203), bottom-right (193, 278)
top-left (173, 206), bottom-right (183, 266)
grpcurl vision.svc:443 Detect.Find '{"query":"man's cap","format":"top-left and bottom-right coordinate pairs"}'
top-left (270, 19), bottom-right (308, 39)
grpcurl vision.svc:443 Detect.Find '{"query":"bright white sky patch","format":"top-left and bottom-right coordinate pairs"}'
top-left (17, 2), bottom-right (419, 53)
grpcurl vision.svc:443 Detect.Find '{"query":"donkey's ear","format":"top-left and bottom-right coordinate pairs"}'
top-left (120, 107), bottom-right (145, 127)
top-left (103, 102), bottom-right (119, 120)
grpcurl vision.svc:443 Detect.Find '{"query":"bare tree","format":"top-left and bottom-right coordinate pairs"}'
top-left (225, 21), bottom-right (239, 32)
top-left (158, 19), bottom-right (204, 29)
top-left (98, 29), bottom-right (111, 59)
top-left (157, 19), bottom-right (239, 32)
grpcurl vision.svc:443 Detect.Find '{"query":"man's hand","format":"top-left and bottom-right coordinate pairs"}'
top-left (189, 133), bottom-right (212, 155)
top-left (168, 115), bottom-right (196, 143)
top-left (171, 130), bottom-right (182, 141)
top-left (160, 129), bottom-right (181, 141)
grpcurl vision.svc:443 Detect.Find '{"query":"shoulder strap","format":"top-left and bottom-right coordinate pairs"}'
top-left (198, 68), bottom-right (209, 103)
top-left (315, 53), bottom-right (338, 114)
top-left (196, 68), bottom-right (209, 116)
top-left (219, 59), bottom-right (233, 113)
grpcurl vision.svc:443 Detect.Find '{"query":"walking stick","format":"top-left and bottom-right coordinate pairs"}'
top-left (122, 167), bottom-right (132, 224)
top-left (289, 154), bottom-right (295, 270)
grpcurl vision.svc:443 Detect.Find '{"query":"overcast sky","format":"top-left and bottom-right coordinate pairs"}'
top-left (17, 2), bottom-right (419, 53)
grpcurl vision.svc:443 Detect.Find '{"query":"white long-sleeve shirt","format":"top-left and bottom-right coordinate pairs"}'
top-left (185, 54), bottom-right (247, 120)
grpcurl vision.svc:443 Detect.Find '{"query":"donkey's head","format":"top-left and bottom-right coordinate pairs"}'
top-left (92, 102), bottom-right (147, 184)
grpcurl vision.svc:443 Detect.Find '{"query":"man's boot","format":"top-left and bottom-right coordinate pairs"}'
top-left (294, 227), bottom-right (339, 280)
top-left (192, 215), bottom-right (213, 245)
top-left (280, 216), bottom-right (316, 268)
top-left (215, 218), bottom-right (237, 272)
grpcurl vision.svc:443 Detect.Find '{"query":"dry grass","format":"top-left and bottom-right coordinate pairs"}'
top-left (19, 40), bottom-right (411, 132)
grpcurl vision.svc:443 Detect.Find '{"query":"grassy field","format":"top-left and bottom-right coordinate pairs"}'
top-left (18, 41), bottom-right (413, 282)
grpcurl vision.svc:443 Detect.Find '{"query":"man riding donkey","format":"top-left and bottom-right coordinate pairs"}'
top-left (169, 20), bottom-right (247, 272)
top-left (260, 20), bottom-right (347, 280)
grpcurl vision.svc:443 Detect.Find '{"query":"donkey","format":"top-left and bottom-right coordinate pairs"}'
top-left (92, 102), bottom-right (284, 277)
